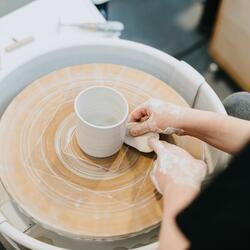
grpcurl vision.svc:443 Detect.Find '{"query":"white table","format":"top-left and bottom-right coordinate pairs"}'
top-left (0, 0), bottom-right (105, 75)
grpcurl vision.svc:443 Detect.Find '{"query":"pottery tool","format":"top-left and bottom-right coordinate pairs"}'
top-left (4, 36), bottom-right (35, 53)
top-left (59, 20), bottom-right (124, 34)
top-left (124, 123), bottom-right (160, 153)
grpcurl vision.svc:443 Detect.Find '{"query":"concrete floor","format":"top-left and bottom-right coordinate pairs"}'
top-left (0, 0), bottom-right (240, 100)
top-left (0, 0), bottom-right (33, 16)
top-left (108, 0), bottom-right (240, 100)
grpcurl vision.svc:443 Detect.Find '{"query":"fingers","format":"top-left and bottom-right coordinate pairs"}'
top-left (128, 103), bottom-right (150, 122)
top-left (149, 138), bottom-right (179, 155)
top-left (128, 108), bottom-right (148, 123)
top-left (150, 161), bottom-right (162, 194)
top-left (129, 120), bottom-right (152, 136)
top-left (148, 137), bottom-right (165, 155)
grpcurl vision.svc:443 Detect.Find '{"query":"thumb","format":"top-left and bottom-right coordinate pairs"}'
top-left (150, 161), bottom-right (162, 194)
top-left (148, 137), bottom-right (165, 155)
top-left (129, 120), bottom-right (151, 136)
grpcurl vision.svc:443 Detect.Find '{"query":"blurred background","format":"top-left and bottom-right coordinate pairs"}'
top-left (0, 0), bottom-right (248, 99)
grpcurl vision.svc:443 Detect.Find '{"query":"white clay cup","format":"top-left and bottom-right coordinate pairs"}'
top-left (74, 86), bottom-right (129, 158)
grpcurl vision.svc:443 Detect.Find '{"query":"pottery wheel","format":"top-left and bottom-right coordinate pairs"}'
top-left (0, 64), bottom-right (204, 239)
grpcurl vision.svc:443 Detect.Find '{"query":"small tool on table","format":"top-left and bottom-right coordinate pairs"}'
top-left (59, 20), bottom-right (124, 34)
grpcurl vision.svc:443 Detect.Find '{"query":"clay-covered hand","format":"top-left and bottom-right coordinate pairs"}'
top-left (149, 138), bottom-right (207, 194)
top-left (128, 98), bottom-right (186, 137)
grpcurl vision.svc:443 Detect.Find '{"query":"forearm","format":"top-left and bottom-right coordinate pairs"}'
top-left (180, 108), bottom-right (250, 154)
top-left (159, 184), bottom-right (199, 250)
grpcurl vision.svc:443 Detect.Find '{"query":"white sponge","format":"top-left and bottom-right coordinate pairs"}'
top-left (124, 123), bottom-right (159, 153)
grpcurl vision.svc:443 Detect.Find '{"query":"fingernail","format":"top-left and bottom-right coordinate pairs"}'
top-left (129, 128), bottom-right (137, 136)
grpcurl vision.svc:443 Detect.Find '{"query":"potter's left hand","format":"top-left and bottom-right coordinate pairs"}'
top-left (149, 138), bottom-right (207, 194)
top-left (128, 99), bottom-right (186, 137)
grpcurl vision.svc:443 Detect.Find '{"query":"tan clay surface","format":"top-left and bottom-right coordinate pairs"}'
top-left (0, 64), bottom-right (204, 239)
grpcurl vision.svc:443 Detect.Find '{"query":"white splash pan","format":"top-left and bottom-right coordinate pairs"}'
top-left (0, 38), bottom-right (229, 250)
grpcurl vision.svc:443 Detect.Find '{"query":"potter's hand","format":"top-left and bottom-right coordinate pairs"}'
top-left (149, 138), bottom-right (207, 194)
top-left (128, 99), bottom-right (186, 136)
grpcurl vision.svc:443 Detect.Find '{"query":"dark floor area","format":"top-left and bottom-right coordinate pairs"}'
top-left (108, 0), bottom-right (240, 100)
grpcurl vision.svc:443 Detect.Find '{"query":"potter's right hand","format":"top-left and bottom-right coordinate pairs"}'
top-left (128, 99), bottom-right (187, 136)
top-left (149, 138), bottom-right (207, 194)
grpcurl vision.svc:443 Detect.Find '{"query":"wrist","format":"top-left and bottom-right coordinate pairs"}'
top-left (163, 181), bottom-right (199, 197)
top-left (176, 107), bottom-right (194, 133)
top-left (163, 182), bottom-right (199, 216)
